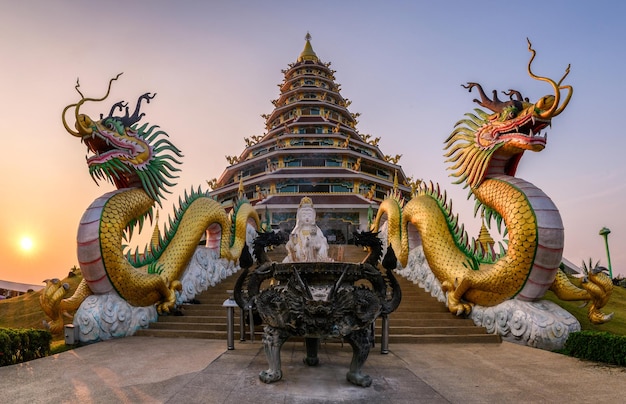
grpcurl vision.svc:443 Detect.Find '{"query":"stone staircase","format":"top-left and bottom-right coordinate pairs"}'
top-left (136, 246), bottom-right (500, 344)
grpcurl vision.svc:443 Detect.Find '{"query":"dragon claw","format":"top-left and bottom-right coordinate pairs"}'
top-left (588, 308), bottom-right (613, 324)
top-left (156, 280), bottom-right (183, 314)
top-left (40, 279), bottom-right (73, 334)
top-left (442, 280), bottom-right (473, 316)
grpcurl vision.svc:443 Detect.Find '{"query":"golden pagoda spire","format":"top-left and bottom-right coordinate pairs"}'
top-left (149, 211), bottom-right (161, 252)
top-left (298, 32), bottom-right (319, 62)
top-left (477, 213), bottom-right (495, 251)
top-left (393, 170), bottom-right (399, 192)
top-left (238, 174), bottom-right (245, 198)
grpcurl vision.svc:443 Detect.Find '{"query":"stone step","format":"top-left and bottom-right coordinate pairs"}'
top-left (135, 330), bottom-right (500, 345)
top-left (149, 322), bottom-right (229, 332)
top-left (155, 315), bottom-right (229, 324)
top-left (377, 333), bottom-right (502, 344)
top-left (377, 317), bottom-right (476, 327)
top-left (134, 328), bottom-right (228, 339)
top-left (176, 307), bottom-right (230, 316)
top-left (138, 259), bottom-right (501, 345)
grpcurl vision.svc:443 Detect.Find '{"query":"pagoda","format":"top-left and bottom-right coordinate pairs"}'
top-left (209, 34), bottom-right (411, 244)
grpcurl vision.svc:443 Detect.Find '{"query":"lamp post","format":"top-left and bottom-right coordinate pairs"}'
top-left (599, 227), bottom-right (613, 279)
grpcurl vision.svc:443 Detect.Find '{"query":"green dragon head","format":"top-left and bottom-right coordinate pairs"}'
top-left (62, 74), bottom-right (182, 204)
top-left (445, 40), bottom-right (573, 189)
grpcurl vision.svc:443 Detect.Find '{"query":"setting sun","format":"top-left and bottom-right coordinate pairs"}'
top-left (19, 236), bottom-right (34, 253)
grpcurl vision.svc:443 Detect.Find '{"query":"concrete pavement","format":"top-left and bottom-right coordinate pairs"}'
top-left (1, 336), bottom-right (625, 403)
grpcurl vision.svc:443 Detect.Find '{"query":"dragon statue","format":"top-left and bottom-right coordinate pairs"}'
top-left (373, 40), bottom-right (612, 344)
top-left (41, 74), bottom-right (259, 336)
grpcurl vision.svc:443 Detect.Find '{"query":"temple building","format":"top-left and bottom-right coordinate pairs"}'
top-left (209, 34), bottom-right (412, 244)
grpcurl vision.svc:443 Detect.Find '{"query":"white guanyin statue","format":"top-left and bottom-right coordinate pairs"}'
top-left (283, 196), bottom-right (331, 263)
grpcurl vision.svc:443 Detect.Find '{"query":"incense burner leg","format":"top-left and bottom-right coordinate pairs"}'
top-left (345, 328), bottom-right (373, 387)
top-left (260, 325), bottom-right (288, 383)
top-left (303, 337), bottom-right (320, 366)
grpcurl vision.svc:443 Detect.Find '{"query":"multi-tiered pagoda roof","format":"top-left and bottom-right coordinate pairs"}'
top-left (209, 34), bottom-right (411, 243)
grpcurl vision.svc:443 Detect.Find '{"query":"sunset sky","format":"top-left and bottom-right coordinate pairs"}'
top-left (1, 1), bottom-right (625, 285)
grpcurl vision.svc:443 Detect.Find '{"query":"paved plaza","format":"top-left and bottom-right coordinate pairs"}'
top-left (1, 336), bottom-right (625, 403)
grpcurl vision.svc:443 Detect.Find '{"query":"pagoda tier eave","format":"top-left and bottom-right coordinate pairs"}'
top-left (214, 151), bottom-right (409, 187)
top-left (239, 134), bottom-right (385, 161)
top-left (217, 158), bottom-right (409, 189)
top-left (254, 193), bottom-right (377, 209)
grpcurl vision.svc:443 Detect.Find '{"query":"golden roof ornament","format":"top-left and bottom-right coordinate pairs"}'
top-left (238, 175), bottom-right (245, 198)
top-left (149, 210), bottom-right (161, 252)
top-left (298, 32), bottom-right (318, 62)
top-left (477, 213), bottom-right (495, 250)
top-left (393, 170), bottom-right (399, 192)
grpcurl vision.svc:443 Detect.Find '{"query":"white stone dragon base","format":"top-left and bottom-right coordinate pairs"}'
top-left (397, 245), bottom-right (581, 351)
top-left (73, 246), bottom-right (239, 343)
top-left (73, 225), bottom-right (257, 343)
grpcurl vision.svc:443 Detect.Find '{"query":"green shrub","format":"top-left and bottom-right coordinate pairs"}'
top-left (0, 328), bottom-right (52, 366)
top-left (563, 331), bottom-right (626, 366)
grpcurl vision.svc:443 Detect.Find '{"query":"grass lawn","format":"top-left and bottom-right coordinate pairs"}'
top-left (0, 270), bottom-right (82, 350)
top-left (543, 275), bottom-right (626, 335)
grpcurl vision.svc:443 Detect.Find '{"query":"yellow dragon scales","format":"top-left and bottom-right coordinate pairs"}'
top-left (373, 40), bottom-right (613, 324)
top-left (41, 75), bottom-right (259, 334)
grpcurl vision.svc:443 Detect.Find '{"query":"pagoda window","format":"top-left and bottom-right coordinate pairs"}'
top-left (248, 166), bottom-right (265, 176)
top-left (278, 185), bottom-right (298, 193)
top-left (325, 158), bottom-right (342, 167)
top-left (306, 68), bottom-right (313, 74)
top-left (252, 148), bottom-right (268, 157)
top-left (315, 126), bottom-right (323, 134)
top-left (298, 128), bottom-right (306, 134)
top-left (222, 191), bottom-right (237, 202)
top-left (310, 108), bottom-right (320, 115)
top-left (301, 156), bottom-right (324, 166)
top-left (304, 79), bottom-right (315, 86)
top-left (284, 159), bottom-right (301, 167)
top-left (303, 93), bottom-right (317, 99)
top-left (300, 184), bottom-right (330, 193)
top-left (331, 183), bottom-right (352, 193)
top-left (376, 169), bottom-right (390, 179)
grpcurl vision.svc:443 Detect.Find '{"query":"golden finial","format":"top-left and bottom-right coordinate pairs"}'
top-left (238, 175), bottom-right (245, 198)
top-left (477, 212), bottom-right (495, 250)
top-left (149, 211), bottom-right (161, 252)
top-left (298, 32), bottom-right (318, 62)
top-left (393, 170), bottom-right (398, 192)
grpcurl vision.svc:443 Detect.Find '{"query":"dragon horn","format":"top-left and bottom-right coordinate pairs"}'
top-left (462, 82), bottom-right (506, 113)
top-left (526, 39), bottom-right (573, 119)
top-left (62, 73), bottom-right (123, 137)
